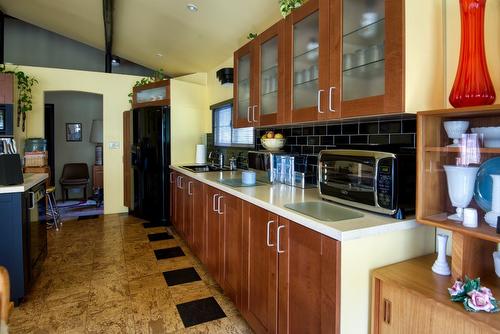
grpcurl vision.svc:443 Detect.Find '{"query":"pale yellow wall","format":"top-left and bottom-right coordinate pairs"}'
top-left (405, 1), bottom-right (446, 112)
top-left (13, 66), bottom-right (143, 215)
top-left (445, 0), bottom-right (500, 107)
top-left (205, 56), bottom-right (234, 133)
top-left (170, 74), bottom-right (209, 164)
top-left (340, 225), bottom-right (435, 334)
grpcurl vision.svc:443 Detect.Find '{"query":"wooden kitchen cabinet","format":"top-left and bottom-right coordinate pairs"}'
top-left (205, 186), bottom-right (223, 284)
top-left (220, 192), bottom-right (243, 308)
top-left (242, 203), bottom-right (278, 334)
top-left (242, 202), bottom-right (340, 334)
top-left (0, 73), bottom-right (14, 104)
top-left (173, 173), bottom-right (186, 237)
top-left (169, 170), bottom-right (176, 224)
top-left (234, 20), bottom-right (286, 128)
top-left (278, 220), bottom-right (340, 334)
top-left (189, 181), bottom-right (206, 261)
top-left (371, 255), bottom-right (500, 334)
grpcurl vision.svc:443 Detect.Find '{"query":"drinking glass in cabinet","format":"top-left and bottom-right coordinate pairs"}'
top-left (342, 0), bottom-right (385, 101)
top-left (293, 11), bottom-right (319, 110)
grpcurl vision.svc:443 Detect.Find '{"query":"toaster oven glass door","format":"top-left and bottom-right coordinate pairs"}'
top-left (321, 155), bottom-right (376, 205)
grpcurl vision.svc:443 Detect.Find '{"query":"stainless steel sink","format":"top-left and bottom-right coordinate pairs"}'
top-left (180, 164), bottom-right (231, 173)
top-left (284, 201), bottom-right (364, 222)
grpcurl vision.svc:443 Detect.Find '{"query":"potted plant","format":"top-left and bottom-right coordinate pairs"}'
top-left (279, 0), bottom-right (304, 17)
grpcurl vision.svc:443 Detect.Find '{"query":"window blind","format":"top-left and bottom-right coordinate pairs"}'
top-left (213, 103), bottom-right (254, 147)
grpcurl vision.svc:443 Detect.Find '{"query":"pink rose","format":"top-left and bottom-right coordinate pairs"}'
top-left (467, 290), bottom-right (496, 312)
top-left (448, 280), bottom-right (464, 296)
top-left (480, 287), bottom-right (493, 298)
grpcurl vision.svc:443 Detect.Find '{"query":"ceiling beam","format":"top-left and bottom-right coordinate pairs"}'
top-left (102, 0), bottom-right (113, 73)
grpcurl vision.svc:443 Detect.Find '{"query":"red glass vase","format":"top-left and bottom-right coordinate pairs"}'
top-left (449, 0), bottom-right (496, 108)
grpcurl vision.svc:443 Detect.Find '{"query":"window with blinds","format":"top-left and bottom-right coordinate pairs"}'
top-left (213, 103), bottom-right (254, 147)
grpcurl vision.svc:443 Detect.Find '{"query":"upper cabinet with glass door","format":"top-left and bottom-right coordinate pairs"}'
top-left (254, 21), bottom-right (285, 126)
top-left (340, 0), bottom-right (403, 117)
top-left (233, 21), bottom-right (285, 128)
top-left (234, 42), bottom-right (254, 128)
top-left (286, 0), bottom-right (334, 123)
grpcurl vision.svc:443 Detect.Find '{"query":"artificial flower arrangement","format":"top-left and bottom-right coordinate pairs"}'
top-left (448, 277), bottom-right (499, 313)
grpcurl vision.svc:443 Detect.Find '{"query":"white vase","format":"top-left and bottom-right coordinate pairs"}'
top-left (432, 234), bottom-right (451, 276)
top-left (443, 165), bottom-right (479, 221)
top-left (485, 174), bottom-right (500, 227)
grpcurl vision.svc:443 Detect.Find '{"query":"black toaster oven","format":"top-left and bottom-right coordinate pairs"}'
top-left (318, 145), bottom-right (416, 218)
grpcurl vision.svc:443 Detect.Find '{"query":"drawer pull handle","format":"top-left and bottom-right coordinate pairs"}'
top-left (212, 194), bottom-right (219, 212)
top-left (383, 298), bottom-right (391, 325)
top-left (266, 220), bottom-right (275, 247)
top-left (277, 225), bottom-right (285, 253)
top-left (217, 196), bottom-right (224, 215)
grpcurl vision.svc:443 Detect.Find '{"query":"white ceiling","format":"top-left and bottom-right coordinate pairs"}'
top-left (0, 0), bottom-right (282, 76)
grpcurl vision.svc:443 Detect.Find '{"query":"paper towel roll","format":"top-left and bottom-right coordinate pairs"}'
top-left (195, 144), bottom-right (207, 164)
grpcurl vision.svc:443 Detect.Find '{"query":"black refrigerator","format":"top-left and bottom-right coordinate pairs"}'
top-left (131, 106), bottom-right (171, 225)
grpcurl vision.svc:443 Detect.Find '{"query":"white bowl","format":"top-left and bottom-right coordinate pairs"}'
top-left (471, 127), bottom-right (500, 148)
top-left (261, 138), bottom-right (285, 151)
top-left (443, 121), bottom-right (469, 146)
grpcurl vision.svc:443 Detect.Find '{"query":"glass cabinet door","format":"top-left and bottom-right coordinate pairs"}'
top-left (260, 36), bottom-right (279, 117)
top-left (235, 51), bottom-right (252, 127)
top-left (342, 0), bottom-right (385, 102)
top-left (292, 11), bottom-right (320, 112)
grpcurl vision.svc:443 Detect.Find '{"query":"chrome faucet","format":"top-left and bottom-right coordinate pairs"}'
top-left (218, 152), bottom-right (225, 168)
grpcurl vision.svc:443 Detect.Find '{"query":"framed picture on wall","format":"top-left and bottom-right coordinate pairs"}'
top-left (66, 123), bottom-right (82, 142)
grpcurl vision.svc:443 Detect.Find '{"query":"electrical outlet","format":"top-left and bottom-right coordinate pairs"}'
top-left (108, 141), bottom-right (120, 149)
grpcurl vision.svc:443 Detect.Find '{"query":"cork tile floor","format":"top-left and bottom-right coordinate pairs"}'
top-left (9, 214), bottom-right (253, 334)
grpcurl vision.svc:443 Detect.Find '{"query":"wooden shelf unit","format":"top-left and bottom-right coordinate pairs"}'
top-left (372, 254), bottom-right (500, 333)
top-left (417, 105), bottom-right (500, 279)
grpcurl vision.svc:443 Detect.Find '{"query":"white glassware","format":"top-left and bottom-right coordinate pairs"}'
top-left (485, 174), bottom-right (500, 227)
top-left (493, 251), bottom-right (500, 278)
top-left (443, 165), bottom-right (479, 221)
top-left (444, 121), bottom-right (469, 147)
top-left (463, 208), bottom-right (478, 228)
top-left (242, 170), bottom-right (256, 185)
top-left (432, 234), bottom-right (451, 276)
top-left (471, 127), bottom-right (500, 148)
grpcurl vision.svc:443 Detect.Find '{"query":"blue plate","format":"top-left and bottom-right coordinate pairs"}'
top-left (474, 157), bottom-right (500, 212)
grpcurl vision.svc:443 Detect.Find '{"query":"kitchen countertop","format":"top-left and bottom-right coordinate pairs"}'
top-left (0, 173), bottom-right (48, 194)
top-left (171, 165), bottom-right (419, 241)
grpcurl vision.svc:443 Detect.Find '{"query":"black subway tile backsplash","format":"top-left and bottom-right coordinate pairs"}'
top-left (302, 126), bottom-right (314, 135)
top-left (369, 134), bottom-right (390, 145)
top-left (390, 134), bottom-right (415, 146)
top-left (350, 135), bottom-right (368, 144)
top-left (327, 124), bottom-right (342, 135)
top-left (291, 127), bottom-right (302, 136)
top-left (379, 121), bottom-right (402, 134)
top-left (286, 137), bottom-right (297, 145)
top-left (320, 136), bottom-right (334, 146)
top-left (297, 136), bottom-right (307, 145)
top-left (342, 123), bottom-right (359, 134)
top-left (402, 119), bottom-right (417, 133)
top-left (307, 136), bottom-right (320, 145)
top-left (334, 136), bottom-right (350, 144)
top-left (314, 125), bottom-right (327, 135)
top-left (359, 122), bottom-right (379, 134)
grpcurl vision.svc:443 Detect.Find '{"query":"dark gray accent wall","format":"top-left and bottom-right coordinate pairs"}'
top-left (4, 17), bottom-right (154, 76)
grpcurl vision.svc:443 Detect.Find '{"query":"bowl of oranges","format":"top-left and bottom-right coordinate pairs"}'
top-left (261, 131), bottom-right (285, 151)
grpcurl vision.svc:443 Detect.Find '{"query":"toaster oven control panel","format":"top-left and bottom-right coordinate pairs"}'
top-left (377, 158), bottom-right (394, 209)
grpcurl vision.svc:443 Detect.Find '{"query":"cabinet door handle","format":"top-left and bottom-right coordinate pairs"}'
top-left (247, 107), bottom-right (252, 124)
top-left (176, 176), bottom-right (180, 188)
top-left (317, 89), bottom-right (325, 113)
top-left (328, 86), bottom-right (336, 112)
top-left (276, 225), bottom-right (285, 253)
top-left (383, 299), bottom-right (392, 325)
top-left (170, 173), bottom-right (174, 183)
top-left (188, 181), bottom-right (193, 195)
top-left (212, 194), bottom-right (219, 212)
top-left (266, 220), bottom-right (275, 247)
top-left (217, 195), bottom-right (224, 215)
top-left (252, 105), bottom-right (258, 122)
top-left (179, 176), bottom-right (184, 189)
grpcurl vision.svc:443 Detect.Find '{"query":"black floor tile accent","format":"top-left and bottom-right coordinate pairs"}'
top-left (148, 232), bottom-right (174, 242)
top-left (176, 297), bottom-right (226, 328)
top-left (77, 215), bottom-right (99, 220)
top-left (154, 247), bottom-right (185, 260)
top-left (163, 267), bottom-right (201, 286)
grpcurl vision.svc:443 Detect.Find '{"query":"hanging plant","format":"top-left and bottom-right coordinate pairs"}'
top-left (279, 0), bottom-right (304, 17)
top-left (247, 33), bottom-right (258, 40)
top-left (128, 68), bottom-right (167, 105)
top-left (0, 64), bottom-right (38, 132)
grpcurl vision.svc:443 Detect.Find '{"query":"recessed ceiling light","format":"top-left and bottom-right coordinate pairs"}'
top-left (186, 3), bottom-right (198, 12)
top-left (156, 53), bottom-right (163, 57)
